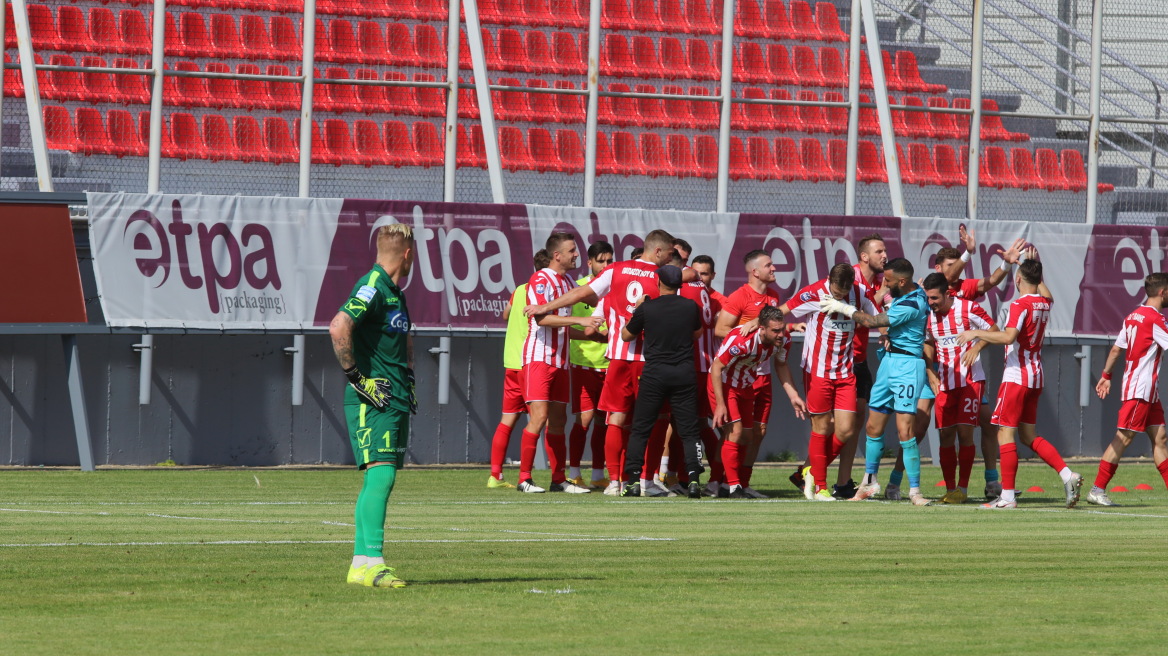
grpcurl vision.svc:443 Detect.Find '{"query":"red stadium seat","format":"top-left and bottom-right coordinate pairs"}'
top-left (771, 88), bottom-right (804, 133)
top-left (981, 99), bottom-right (1028, 142)
top-left (525, 0), bottom-right (558, 27)
top-left (28, 4), bottom-right (62, 51)
top-left (112, 58), bottom-right (150, 105)
top-left (658, 38), bottom-right (692, 81)
top-left (240, 15), bottom-right (276, 59)
top-left (602, 34), bottom-right (635, 78)
top-left (601, 0), bottom-right (634, 30)
top-left (687, 39), bottom-right (719, 80)
top-left (454, 124), bottom-right (482, 168)
top-left (205, 62), bottom-right (242, 109)
top-left (119, 10), bottom-right (152, 56)
top-left (599, 83), bottom-right (637, 127)
top-left (934, 143), bottom-right (965, 187)
top-left (4, 5), bottom-right (13, 49)
top-left (1060, 149), bottom-right (1088, 192)
top-left (736, 42), bottom-right (771, 84)
top-left (726, 136), bottom-right (751, 180)
top-left (550, 0), bottom-right (588, 28)
top-left (735, 87), bottom-right (772, 131)
top-left (640, 132), bottom-right (672, 177)
top-left (612, 130), bottom-right (646, 175)
top-left (352, 120), bottom-right (387, 166)
top-left (414, 0), bottom-right (446, 20)
top-left (689, 86), bottom-right (720, 129)
top-left (667, 133), bottom-right (698, 178)
top-left (980, 145), bottom-right (1015, 188)
top-left (413, 121), bottom-right (443, 167)
top-left (661, 85), bottom-right (696, 129)
top-left (495, 77), bottom-right (532, 122)
top-left (383, 23), bottom-right (415, 67)
top-left (176, 12), bottom-right (214, 58)
top-left (383, 120), bottom-right (420, 166)
top-left (233, 115), bottom-right (268, 162)
top-left (765, 44), bottom-right (798, 86)
top-left (235, 63), bottom-right (268, 110)
top-left (499, 125), bottom-right (534, 171)
top-left (797, 90), bottom-right (829, 134)
top-left (927, 97), bottom-right (960, 139)
top-left (747, 136), bottom-right (778, 180)
top-left (764, 0), bottom-right (797, 40)
top-left (788, 0), bottom-right (822, 41)
top-left (170, 112), bottom-right (207, 160)
top-left (325, 18), bottom-right (361, 64)
top-left (556, 129), bottom-right (585, 173)
top-left (497, 28), bottom-right (530, 73)
top-left (816, 2), bottom-right (848, 42)
top-left (1010, 147), bottom-right (1043, 191)
top-left (735, 0), bottom-right (768, 39)
top-left (413, 73), bottom-right (445, 117)
top-left (266, 64), bottom-right (300, 110)
top-left (793, 46), bottom-right (825, 88)
top-left (319, 118), bottom-right (353, 165)
top-left (357, 21), bottom-right (386, 64)
top-left (552, 31), bottom-right (586, 75)
top-left (693, 134), bottom-right (719, 179)
top-left (951, 97), bottom-right (972, 140)
top-left (528, 127), bottom-right (561, 172)
top-left (86, 8), bottom-right (121, 56)
top-left (900, 96), bottom-right (936, 139)
top-left (525, 79), bottom-right (559, 124)
top-left (80, 56), bottom-right (117, 104)
top-left (635, 84), bottom-right (669, 128)
top-left (554, 80), bottom-right (584, 122)
top-left (803, 138), bottom-right (839, 182)
top-left (3, 53), bottom-right (23, 99)
top-left (906, 142), bottom-right (941, 186)
top-left (109, 109), bottom-right (146, 156)
top-left (631, 0), bottom-right (663, 32)
top-left (686, 0), bottom-right (719, 35)
top-left (819, 47), bottom-right (847, 88)
top-left (319, 68), bottom-right (355, 113)
top-left (457, 77), bottom-right (479, 119)
top-left (1035, 148), bottom-right (1068, 191)
top-left (351, 68), bottom-right (387, 113)
top-left (269, 16), bottom-right (302, 61)
top-left (856, 93), bottom-right (880, 136)
top-left (57, 6), bottom-right (97, 53)
top-left (75, 107), bottom-right (111, 155)
top-left (774, 136), bottom-right (808, 181)
top-left (659, 0), bottom-right (688, 32)
top-left (632, 36), bottom-right (662, 79)
top-left (203, 114), bottom-right (238, 161)
top-left (210, 14), bottom-right (243, 58)
top-left (826, 138), bottom-right (849, 181)
top-left (856, 140), bottom-right (887, 183)
top-left (264, 116), bottom-right (298, 163)
top-left (47, 55), bottom-right (86, 103)
top-left (896, 50), bottom-right (944, 94)
top-left (526, 30), bottom-right (556, 74)
top-left (385, 72), bottom-right (418, 115)
top-left (822, 91), bottom-right (848, 135)
top-left (170, 61), bottom-right (212, 107)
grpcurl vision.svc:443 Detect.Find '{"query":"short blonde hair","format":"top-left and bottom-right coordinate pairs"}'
top-left (378, 222), bottom-right (414, 242)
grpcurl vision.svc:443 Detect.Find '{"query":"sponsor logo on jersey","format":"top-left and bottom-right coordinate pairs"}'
top-left (800, 291), bottom-right (814, 303)
top-left (356, 285), bottom-right (377, 303)
top-left (384, 309), bottom-right (410, 334)
top-left (729, 346), bottom-right (741, 356)
top-left (535, 282), bottom-right (547, 295)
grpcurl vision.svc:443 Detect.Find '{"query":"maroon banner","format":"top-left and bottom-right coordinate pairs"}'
top-left (1075, 225), bottom-right (1168, 336)
top-left (0, 204), bottom-right (87, 323)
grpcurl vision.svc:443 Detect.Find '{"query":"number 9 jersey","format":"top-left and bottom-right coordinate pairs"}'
top-left (586, 259), bottom-right (661, 362)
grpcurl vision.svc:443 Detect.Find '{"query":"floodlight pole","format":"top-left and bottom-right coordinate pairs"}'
top-left (583, 0), bottom-right (601, 208)
top-left (844, 0), bottom-right (862, 215)
top-left (1077, 0), bottom-right (1106, 410)
top-left (715, 0), bottom-right (735, 213)
top-left (858, 0), bottom-right (905, 217)
top-left (966, 0), bottom-right (985, 220)
top-left (442, 0), bottom-right (461, 202)
top-left (11, 0), bottom-right (51, 192)
top-left (463, 0), bottom-right (506, 203)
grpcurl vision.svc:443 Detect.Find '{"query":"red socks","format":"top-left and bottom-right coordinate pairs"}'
top-left (958, 444), bottom-right (975, 489)
top-left (1159, 459), bottom-right (1168, 489)
top-left (604, 423), bottom-right (628, 481)
top-left (809, 432), bottom-right (829, 489)
top-left (721, 440), bottom-right (743, 486)
top-left (1030, 436), bottom-right (1067, 472)
top-left (1095, 460), bottom-right (1119, 490)
top-left (519, 429), bottom-right (539, 481)
top-left (590, 421), bottom-right (606, 472)
top-left (490, 422), bottom-right (513, 479)
top-left (939, 445), bottom-right (957, 490)
top-left (568, 423), bottom-right (587, 469)
top-left (642, 418), bottom-right (669, 479)
top-left (1000, 442), bottom-right (1018, 490)
top-left (546, 433), bottom-right (566, 484)
top-left (829, 434), bottom-right (844, 463)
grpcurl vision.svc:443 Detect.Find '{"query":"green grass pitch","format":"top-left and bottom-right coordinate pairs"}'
top-left (2, 464), bottom-right (1165, 655)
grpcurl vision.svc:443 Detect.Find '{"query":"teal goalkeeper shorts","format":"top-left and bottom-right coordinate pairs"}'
top-left (345, 403), bottom-right (409, 469)
top-left (869, 353), bottom-right (926, 414)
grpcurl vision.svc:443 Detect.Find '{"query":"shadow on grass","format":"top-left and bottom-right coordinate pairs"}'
top-left (415, 576), bottom-right (603, 586)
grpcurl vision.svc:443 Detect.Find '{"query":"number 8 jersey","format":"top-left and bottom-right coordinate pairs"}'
top-left (587, 259), bottom-right (661, 362)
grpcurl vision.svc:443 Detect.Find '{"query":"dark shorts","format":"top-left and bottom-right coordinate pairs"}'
top-left (346, 403), bottom-right (409, 469)
top-left (855, 358), bottom-right (874, 402)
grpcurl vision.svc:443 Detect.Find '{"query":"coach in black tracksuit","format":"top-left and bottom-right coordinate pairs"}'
top-left (620, 264), bottom-right (706, 498)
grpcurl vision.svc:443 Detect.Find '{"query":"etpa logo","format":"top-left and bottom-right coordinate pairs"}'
top-left (123, 200), bottom-right (282, 313)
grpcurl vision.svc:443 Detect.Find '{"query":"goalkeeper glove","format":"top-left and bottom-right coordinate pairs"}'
top-left (344, 366), bottom-right (391, 409)
top-left (818, 295), bottom-right (857, 318)
top-left (406, 368), bottom-right (418, 414)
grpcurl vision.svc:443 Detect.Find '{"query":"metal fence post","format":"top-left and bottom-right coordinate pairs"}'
top-left (715, 0), bottom-right (735, 213)
top-left (583, 0), bottom-right (601, 208)
top-left (966, 0), bottom-right (985, 220)
top-left (1085, 0), bottom-right (1104, 225)
top-left (10, 0), bottom-right (52, 192)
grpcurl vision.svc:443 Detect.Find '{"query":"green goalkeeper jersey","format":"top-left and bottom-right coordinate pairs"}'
top-left (339, 264), bottom-right (412, 412)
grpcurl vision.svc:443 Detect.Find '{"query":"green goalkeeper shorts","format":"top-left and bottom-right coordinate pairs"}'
top-left (345, 402), bottom-right (409, 469)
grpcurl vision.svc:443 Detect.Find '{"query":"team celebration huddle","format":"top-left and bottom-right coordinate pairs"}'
top-left (481, 227), bottom-right (1168, 509)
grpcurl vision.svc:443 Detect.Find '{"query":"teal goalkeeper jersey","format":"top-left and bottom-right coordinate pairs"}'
top-left (884, 287), bottom-right (929, 355)
top-left (339, 264), bottom-right (412, 411)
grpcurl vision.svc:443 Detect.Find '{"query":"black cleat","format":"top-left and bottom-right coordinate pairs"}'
top-left (688, 481), bottom-right (702, 499)
top-left (717, 483), bottom-right (730, 498)
top-left (620, 482), bottom-right (641, 498)
top-left (789, 469), bottom-right (805, 491)
top-left (832, 479), bottom-right (858, 500)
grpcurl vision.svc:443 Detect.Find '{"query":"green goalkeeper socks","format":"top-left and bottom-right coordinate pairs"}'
top-left (355, 464), bottom-right (398, 558)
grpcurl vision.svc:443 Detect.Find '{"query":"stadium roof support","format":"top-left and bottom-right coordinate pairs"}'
top-left (858, 0), bottom-right (904, 217)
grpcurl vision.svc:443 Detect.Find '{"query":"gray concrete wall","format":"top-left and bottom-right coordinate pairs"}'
top-left (0, 333), bottom-right (1151, 467)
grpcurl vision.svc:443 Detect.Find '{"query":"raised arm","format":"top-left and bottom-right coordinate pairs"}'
top-left (978, 238), bottom-right (1026, 294)
top-left (524, 284), bottom-right (599, 318)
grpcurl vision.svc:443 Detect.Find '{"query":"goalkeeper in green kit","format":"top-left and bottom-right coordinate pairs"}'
top-left (329, 222), bottom-right (417, 589)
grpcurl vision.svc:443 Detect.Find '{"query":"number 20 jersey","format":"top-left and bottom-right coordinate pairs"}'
top-left (587, 259), bottom-right (661, 362)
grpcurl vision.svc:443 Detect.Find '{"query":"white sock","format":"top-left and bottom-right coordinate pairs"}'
top-left (1058, 467), bottom-right (1074, 484)
top-left (1091, 485), bottom-right (1105, 494)
top-left (351, 555), bottom-right (367, 568)
top-left (1001, 489), bottom-right (1016, 502)
top-left (640, 477), bottom-right (650, 489)
top-left (660, 456), bottom-right (670, 471)
top-left (366, 556), bottom-right (385, 567)
top-left (592, 468), bottom-right (604, 481)
top-left (909, 486), bottom-right (921, 497)
top-left (568, 466), bottom-right (581, 479)
top-left (865, 474), bottom-right (879, 486)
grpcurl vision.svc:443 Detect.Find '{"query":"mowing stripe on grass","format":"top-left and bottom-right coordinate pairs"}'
top-left (0, 536), bottom-right (675, 548)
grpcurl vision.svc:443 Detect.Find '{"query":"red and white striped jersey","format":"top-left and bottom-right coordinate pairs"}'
top-left (928, 297), bottom-right (994, 391)
top-left (679, 278), bottom-right (721, 373)
top-left (522, 268), bottom-right (576, 368)
top-left (1115, 305), bottom-right (1168, 402)
top-left (786, 279), bottom-right (877, 379)
top-left (715, 325), bottom-right (775, 389)
top-left (587, 259), bottom-right (660, 362)
top-left (852, 265), bottom-right (883, 360)
top-left (1002, 294), bottom-right (1053, 388)
top-left (951, 277), bottom-right (983, 301)
top-left (721, 283), bottom-right (783, 375)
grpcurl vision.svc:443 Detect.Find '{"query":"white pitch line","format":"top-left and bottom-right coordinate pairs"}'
top-left (0, 507), bottom-right (111, 515)
top-left (1028, 508), bottom-right (1168, 519)
top-left (146, 513), bottom-right (297, 524)
top-left (0, 536), bottom-right (674, 548)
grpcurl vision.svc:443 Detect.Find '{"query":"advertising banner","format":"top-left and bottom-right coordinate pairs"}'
top-left (87, 193), bottom-right (1154, 338)
top-left (0, 203), bottom-right (87, 323)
